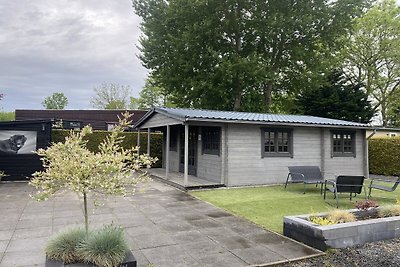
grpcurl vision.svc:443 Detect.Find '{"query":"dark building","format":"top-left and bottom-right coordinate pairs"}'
top-left (0, 120), bottom-right (52, 181)
top-left (15, 109), bottom-right (148, 131)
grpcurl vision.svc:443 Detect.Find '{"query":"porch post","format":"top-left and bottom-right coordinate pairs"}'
top-left (137, 129), bottom-right (141, 155)
top-left (184, 124), bottom-right (189, 186)
top-left (147, 128), bottom-right (151, 155)
top-left (320, 128), bottom-right (325, 178)
top-left (166, 125), bottom-right (170, 179)
top-left (220, 125), bottom-right (226, 185)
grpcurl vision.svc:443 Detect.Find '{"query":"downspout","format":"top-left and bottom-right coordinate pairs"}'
top-left (365, 129), bottom-right (377, 180)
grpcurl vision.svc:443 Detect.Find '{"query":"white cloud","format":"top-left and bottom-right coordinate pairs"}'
top-left (0, 0), bottom-right (147, 111)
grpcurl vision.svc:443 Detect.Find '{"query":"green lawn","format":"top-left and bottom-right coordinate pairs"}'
top-left (191, 183), bottom-right (400, 234)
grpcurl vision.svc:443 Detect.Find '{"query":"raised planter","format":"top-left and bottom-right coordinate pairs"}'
top-left (284, 210), bottom-right (400, 251)
top-left (45, 250), bottom-right (137, 267)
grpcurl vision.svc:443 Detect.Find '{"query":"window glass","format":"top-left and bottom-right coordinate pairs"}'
top-left (263, 129), bottom-right (292, 157)
top-left (202, 127), bottom-right (220, 155)
top-left (332, 131), bottom-right (355, 156)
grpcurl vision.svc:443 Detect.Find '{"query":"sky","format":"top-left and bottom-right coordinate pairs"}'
top-left (0, 0), bottom-right (147, 111)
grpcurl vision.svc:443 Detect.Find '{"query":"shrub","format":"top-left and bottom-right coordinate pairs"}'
top-left (46, 227), bottom-right (87, 264)
top-left (52, 130), bottom-right (163, 168)
top-left (355, 200), bottom-right (379, 211)
top-left (309, 216), bottom-right (334, 226)
top-left (327, 209), bottom-right (356, 224)
top-left (78, 225), bottom-right (129, 267)
top-left (378, 205), bottom-right (400, 218)
top-left (369, 138), bottom-right (400, 176)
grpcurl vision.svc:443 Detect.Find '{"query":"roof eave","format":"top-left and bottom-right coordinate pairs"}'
top-left (133, 107), bottom-right (185, 128)
top-left (185, 118), bottom-right (373, 130)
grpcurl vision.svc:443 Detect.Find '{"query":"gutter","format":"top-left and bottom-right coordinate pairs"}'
top-left (367, 129), bottom-right (377, 140)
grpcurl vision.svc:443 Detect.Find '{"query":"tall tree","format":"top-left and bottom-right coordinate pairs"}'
top-left (90, 82), bottom-right (131, 110)
top-left (130, 77), bottom-right (173, 109)
top-left (342, 0), bottom-right (400, 126)
top-left (294, 71), bottom-right (374, 123)
top-left (42, 92), bottom-right (68, 109)
top-left (133, 0), bottom-right (368, 112)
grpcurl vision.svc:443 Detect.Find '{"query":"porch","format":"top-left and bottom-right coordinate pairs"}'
top-left (147, 168), bottom-right (224, 190)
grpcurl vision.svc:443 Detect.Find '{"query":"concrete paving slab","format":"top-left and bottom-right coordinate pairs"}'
top-left (0, 231), bottom-right (13, 241)
top-left (132, 232), bottom-right (177, 249)
top-left (0, 241), bottom-right (8, 254)
top-left (232, 245), bottom-right (287, 265)
top-left (196, 252), bottom-right (247, 267)
top-left (0, 251), bottom-right (46, 267)
top-left (0, 180), bottom-right (322, 267)
top-left (141, 244), bottom-right (199, 267)
top-left (7, 237), bottom-right (48, 252)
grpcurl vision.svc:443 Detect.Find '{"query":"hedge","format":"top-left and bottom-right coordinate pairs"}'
top-left (369, 138), bottom-right (400, 176)
top-left (52, 130), bottom-right (163, 168)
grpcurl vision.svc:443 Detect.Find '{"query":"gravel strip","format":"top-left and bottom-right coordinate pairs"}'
top-left (279, 237), bottom-right (400, 267)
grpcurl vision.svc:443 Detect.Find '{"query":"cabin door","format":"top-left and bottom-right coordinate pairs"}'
top-left (179, 127), bottom-right (197, 176)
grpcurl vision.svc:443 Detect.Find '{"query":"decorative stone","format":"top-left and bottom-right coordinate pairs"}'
top-left (283, 210), bottom-right (400, 251)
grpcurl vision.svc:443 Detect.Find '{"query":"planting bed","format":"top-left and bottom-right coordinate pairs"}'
top-left (45, 251), bottom-right (137, 267)
top-left (284, 209), bottom-right (400, 251)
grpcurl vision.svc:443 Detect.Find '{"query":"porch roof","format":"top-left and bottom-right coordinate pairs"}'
top-left (135, 107), bottom-right (373, 129)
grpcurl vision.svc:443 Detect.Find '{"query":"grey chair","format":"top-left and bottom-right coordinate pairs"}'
top-left (368, 176), bottom-right (400, 197)
top-left (324, 175), bottom-right (366, 208)
top-left (285, 166), bottom-right (324, 194)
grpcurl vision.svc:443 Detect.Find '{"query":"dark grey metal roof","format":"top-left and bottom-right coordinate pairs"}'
top-left (136, 107), bottom-right (372, 128)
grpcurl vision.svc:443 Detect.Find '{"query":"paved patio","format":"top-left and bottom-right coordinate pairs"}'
top-left (0, 180), bottom-right (322, 267)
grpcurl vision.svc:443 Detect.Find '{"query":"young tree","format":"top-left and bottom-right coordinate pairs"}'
top-left (133, 0), bottom-right (368, 112)
top-left (130, 77), bottom-right (173, 109)
top-left (42, 92), bottom-right (69, 109)
top-left (90, 82), bottom-right (131, 110)
top-left (30, 112), bottom-right (156, 234)
top-left (342, 0), bottom-right (400, 126)
top-left (294, 71), bottom-right (375, 123)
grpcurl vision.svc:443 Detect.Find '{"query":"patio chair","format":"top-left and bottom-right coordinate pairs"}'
top-left (323, 175), bottom-right (366, 208)
top-left (285, 166), bottom-right (324, 194)
top-left (368, 176), bottom-right (400, 198)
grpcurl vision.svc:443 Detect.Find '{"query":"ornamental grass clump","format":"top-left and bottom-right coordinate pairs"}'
top-left (30, 112), bottom-right (157, 234)
top-left (327, 209), bottom-right (356, 224)
top-left (78, 225), bottom-right (129, 267)
top-left (378, 205), bottom-right (400, 218)
top-left (46, 227), bottom-right (87, 264)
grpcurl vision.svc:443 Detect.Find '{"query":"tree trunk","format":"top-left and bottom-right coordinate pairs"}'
top-left (83, 192), bottom-right (89, 234)
top-left (233, 73), bottom-right (242, 111)
top-left (263, 83), bottom-right (273, 112)
top-left (381, 101), bottom-right (388, 127)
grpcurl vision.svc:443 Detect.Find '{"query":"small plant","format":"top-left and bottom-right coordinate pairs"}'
top-left (327, 209), bottom-right (356, 224)
top-left (355, 199), bottom-right (379, 211)
top-left (0, 171), bottom-right (5, 181)
top-left (378, 205), bottom-right (400, 218)
top-left (78, 225), bottom-right (129, 267)
top-left (309, 216), bottom-right (334, 226)
top-left (46, 227), bottom-right (87, 264)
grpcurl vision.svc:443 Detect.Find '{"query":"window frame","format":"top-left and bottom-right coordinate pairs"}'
top-left (261, 128), bottom-right (293, 158)
top-left (201, 126), bottom-right (221, 156)
top-left (331, 130), bottom-right (356, 158)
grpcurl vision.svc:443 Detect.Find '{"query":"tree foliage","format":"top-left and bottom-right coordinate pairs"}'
top-left (91, 83), bottom-right (131, 110)
top-left (130, 77), bottom-right (173, 109)
top-left (294, 71), bottom-right (374, 123)
top-left (134, 0), bottom-right (368, 112)
top-left (42, 92), bottom-right (69, 109)
top-left (30, 113), bottom-right (157, 233)
top-left (0, 111), bottom-right (15, 121)
top-left (342, 0), bottom-right (400, 126)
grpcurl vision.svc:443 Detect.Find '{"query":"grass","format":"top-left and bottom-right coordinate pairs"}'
top-left (191, 182), bottom-right (400, 233)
